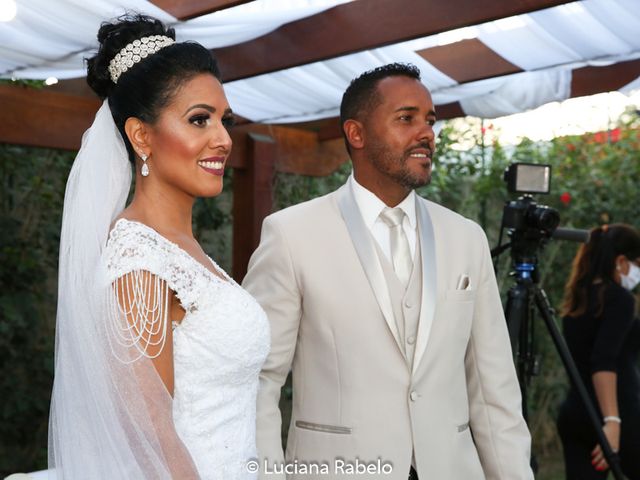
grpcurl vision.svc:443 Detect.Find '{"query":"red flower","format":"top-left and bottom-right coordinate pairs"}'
top-left (560, 192), bottom-right (571, 205)
top-left (593, 131), bottom-right (607, 143)
top-left (610, 128), bottom-right (621, 142)
top-left (567, 143), bottom-right (576, 152)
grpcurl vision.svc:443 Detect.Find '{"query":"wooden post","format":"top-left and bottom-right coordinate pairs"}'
top-left (232, 132), bottom-right (276, 282)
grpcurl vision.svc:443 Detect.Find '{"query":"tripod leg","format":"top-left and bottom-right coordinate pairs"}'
top-left (505, 284), bottom-right (532, 421)
top-left (505, 281), bottom-right (538, 472)
top-left (505, 284), bottom-right (527, 354)
top-left (533, 287), bottom-right (625, 480)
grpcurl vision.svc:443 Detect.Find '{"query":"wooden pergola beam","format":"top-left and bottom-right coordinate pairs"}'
top-left (0, 83), bottom-right (349, 175)
top-left (3, 58), bottom-right (639, 173)
top-left (214, 0), bottom-right (575, 81)
top-left (149, 0), bottom-right (253, 20)
top-left (417, 39), bottom-right (521, 84)
top-left (571, 58), bottom-right (640, 98)
top-left (418, 40), bottom-right (640, 96)
top-left (0, 84), bottom-right (100, 151)
top-left (203, 122), bottom-right (350, 176)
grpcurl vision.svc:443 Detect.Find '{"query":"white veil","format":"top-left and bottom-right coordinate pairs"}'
top-left (48, 101), bottom-right (199, 479)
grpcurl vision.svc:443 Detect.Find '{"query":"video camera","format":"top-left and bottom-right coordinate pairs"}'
top-left (493, 163), bottom-right (589, 272)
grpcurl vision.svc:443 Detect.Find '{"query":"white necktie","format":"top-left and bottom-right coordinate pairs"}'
top-left (379, 207), bottom-right (413, 286)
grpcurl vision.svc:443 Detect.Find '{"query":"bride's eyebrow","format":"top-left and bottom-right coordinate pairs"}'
top-left (183, 104), bottom-right (215, 115)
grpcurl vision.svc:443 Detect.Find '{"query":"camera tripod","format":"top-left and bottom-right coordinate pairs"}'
top-left (504, 259), bottom-right (625, 480)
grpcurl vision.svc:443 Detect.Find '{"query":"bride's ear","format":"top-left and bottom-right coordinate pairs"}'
top-left (125, 117), bottom-right (151, 157)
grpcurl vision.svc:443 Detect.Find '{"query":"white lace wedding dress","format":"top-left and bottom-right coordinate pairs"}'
top-left (104, 218), bottom-right (270, 479)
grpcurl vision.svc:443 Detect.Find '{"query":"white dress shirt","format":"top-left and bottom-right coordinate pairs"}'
top-left (349, 174), bottom-right (417, 263)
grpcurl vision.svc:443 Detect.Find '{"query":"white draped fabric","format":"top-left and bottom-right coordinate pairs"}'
top-left (1, 0), bottom-right (639, 121)
top-left (226, 0), bottom-right (640, 122)
top-left (0, 0), bottom-right (350, 79)
top-left (459, 70), bottom-right (573, 118)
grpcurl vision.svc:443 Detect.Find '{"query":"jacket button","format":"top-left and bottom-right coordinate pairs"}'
top-left (410, 391), bottom-right (419, 401)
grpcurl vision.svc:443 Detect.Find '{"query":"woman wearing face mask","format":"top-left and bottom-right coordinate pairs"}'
top-left (557, 223), bottom-right (640, 480)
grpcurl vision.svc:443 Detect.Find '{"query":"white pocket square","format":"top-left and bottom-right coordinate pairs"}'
top-left (456, 274), bottom-right (470, 290)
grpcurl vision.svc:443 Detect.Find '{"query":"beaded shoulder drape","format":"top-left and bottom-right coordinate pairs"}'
top-left (104, 218), bottom-right (271, 479)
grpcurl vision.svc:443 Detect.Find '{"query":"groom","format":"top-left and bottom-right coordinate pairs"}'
top-left (243, 63), bottom-right (533, 479)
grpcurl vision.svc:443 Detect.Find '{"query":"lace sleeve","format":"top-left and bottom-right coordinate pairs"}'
top-left (108, 270), bottom-right (172, 363)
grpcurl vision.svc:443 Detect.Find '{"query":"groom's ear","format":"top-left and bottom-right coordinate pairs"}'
top-left (343, 119), bottom-right (365, 150)
top-left (124, 117), bottom-right (151, 153)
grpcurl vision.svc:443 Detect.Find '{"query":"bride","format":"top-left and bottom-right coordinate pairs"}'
top-left (48, 14), bottom-right (270, 479)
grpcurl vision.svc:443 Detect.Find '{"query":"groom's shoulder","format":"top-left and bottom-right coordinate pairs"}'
top-left (266, 187), bottom-right (341, 226)
top-left (419, 195), bottom-right (465, 223)
top-left (419, 195), bottom-right (484, 236)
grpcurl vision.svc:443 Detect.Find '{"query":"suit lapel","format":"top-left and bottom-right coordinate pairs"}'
top-left (412, 198), bottom-right (438, 375)
top-left (336, 184), bottom-right (403, 351)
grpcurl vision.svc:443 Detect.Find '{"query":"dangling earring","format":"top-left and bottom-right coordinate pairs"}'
top-left (139, 152), bottom-right (149, 177)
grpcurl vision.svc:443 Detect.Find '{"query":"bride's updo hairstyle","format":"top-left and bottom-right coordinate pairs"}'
top-left (86, 14), bottom-right (221, 163)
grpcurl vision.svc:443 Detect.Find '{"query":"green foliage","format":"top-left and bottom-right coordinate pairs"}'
top-left (0, 79), bottom-right (46, 89)
top-left (274, 161), bottom-right (352, 210)
top-left (0, 145), bottom-right (74, 475)
top-left (193, 168), bottom-right (234, 273)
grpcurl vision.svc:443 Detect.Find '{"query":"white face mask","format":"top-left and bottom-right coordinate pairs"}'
top-left (620, 261), bottom-right (640, 291)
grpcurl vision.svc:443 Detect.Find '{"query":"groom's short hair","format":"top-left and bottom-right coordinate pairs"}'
top-left (339, 63), bottom-right (421, 152)
top-left (340, 63), bottom-right (421, 124)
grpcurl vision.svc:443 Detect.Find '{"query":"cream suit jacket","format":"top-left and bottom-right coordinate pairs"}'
top-left (243, 183), bottom-right (533, 480)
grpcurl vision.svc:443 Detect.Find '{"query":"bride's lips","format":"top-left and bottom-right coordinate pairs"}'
top-left (197, 156), bottom-right (225, 176)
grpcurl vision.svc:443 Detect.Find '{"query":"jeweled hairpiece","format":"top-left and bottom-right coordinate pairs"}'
top-left (108, 35), bottom-right (175, 84)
